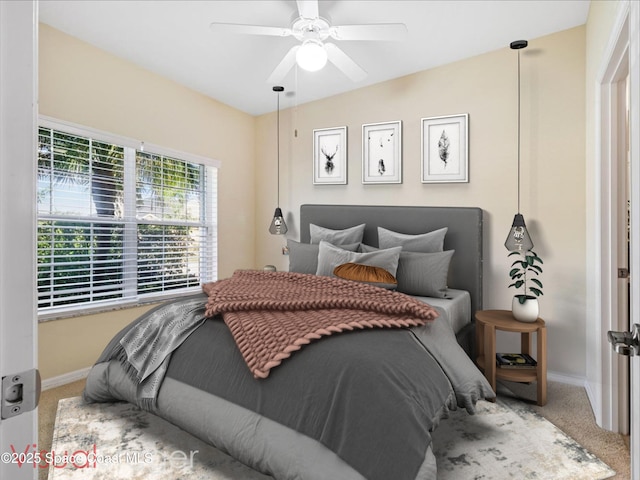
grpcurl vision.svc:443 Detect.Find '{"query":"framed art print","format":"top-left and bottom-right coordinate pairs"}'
top-left (362, 121), bottom-right (402, 184)
top-left (421, 114), bottom-right (468, 183)
top-left (313, 126), bottom-right (347, 185)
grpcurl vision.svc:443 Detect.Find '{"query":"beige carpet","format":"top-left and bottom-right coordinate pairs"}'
top-left (500, 380), bottom-right (630, 479)
top-left (38, 379), bottom-right (631, 480)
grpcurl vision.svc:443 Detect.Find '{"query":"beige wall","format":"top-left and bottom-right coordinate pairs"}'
top-left (38, 24), bottom-right (256, 380)
top-left (256, 26), bottom-right (587, 378)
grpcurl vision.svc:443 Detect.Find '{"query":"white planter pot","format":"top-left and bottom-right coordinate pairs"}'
top-left (512, 296), bottom-right (539, 322)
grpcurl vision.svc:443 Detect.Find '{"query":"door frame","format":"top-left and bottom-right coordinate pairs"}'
top-left (0, 2), bottom-right (39, 479)
top-left (590, 0), bottom-right (639, 477)
top-left (614, 69), bottom-right (630, 435)
top-left (627, 2), bottom-right (639, 478)
top-left (590, 0), bottom-right (630, 433)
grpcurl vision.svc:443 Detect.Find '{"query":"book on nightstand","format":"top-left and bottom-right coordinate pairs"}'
top-left (496, 353), bottom-right (537, 369)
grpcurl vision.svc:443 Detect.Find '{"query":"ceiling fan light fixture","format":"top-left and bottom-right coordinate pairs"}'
top-left (296, 39), bottom-right (327, 72)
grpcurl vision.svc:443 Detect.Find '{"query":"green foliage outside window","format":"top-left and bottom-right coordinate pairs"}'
top-left (37, 126), bottom-right (212, 311)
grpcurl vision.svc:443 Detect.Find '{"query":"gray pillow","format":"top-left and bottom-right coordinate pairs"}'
top-left (360, 244), bottom-right (454, 298)
top-left (287, 239), bottom-right (359, 274)
top-left (395, 250), bottom-right (454, 298)
top-left (310, 223), bottom-right (366, 245)
top-left (316, 241), bottom-right (402, 277)
top-left (378, 226), bottom-right (447, 253)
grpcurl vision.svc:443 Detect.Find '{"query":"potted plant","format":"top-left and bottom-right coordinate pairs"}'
top-left (508, 250), bottom-right (543, 322)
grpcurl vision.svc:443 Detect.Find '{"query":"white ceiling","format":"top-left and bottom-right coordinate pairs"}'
top-left (39, 0), bottom-right (590, 116)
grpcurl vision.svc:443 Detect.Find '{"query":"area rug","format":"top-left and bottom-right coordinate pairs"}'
top-left (432, 396), bottom-right (615, 480)
top-left (47, 396), bottom-right (615, 480)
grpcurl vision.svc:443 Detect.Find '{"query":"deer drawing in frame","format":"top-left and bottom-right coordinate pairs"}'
top-left (313, 126), bottom-right (347, 185)
top-left (321, 144), bottom-right (339, 175)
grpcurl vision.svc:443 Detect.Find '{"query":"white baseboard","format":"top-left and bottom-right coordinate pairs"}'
top-left (42, 367), bottom-right (91, 391)
top-left (583, 379), bottom-right (598, 418)
top-left (547, 370), bottom-right (588, 388)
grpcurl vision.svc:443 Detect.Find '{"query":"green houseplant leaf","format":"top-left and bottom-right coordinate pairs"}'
top-left (508, 250), bottom-right (544, 300)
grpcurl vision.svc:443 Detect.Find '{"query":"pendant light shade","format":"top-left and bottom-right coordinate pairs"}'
top-left (505, 213), bottom-right (534, 252)
top-left (270, 86), bottom-right (287, 235)
top-left (505, 39), bottom-right (534, 252)
top-left (269, 207), bottom-right (287, 235)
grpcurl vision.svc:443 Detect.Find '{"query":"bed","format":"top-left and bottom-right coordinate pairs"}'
top-left (83, 204), bottom-right (494, 480)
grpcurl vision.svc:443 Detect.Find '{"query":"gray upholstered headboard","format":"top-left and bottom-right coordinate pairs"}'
top-left (299, 204), bottom-right (483, 317)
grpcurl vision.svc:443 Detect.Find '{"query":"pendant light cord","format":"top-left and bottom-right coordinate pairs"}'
top-left (277, 90), bottom-right (280, 207)
top-left (517, 48), bottom-right (521, 214)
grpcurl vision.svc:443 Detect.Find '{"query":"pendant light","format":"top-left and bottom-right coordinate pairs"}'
top-left (269, 85), bottom-right (288, 235)
top-left (504, 40), bottom-right (534, 252)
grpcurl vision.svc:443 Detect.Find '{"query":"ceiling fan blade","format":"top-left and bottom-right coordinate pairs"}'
top-left (329, 23), bottom-right (408, 41)
top-left (296, 0), bottom-right (319, 19)
top-left (209, 22), bottom-right (292, 37)
top-left (267, 45), bottom-right (300, 84)
top-left (324, 43), bottom-right (367, 82)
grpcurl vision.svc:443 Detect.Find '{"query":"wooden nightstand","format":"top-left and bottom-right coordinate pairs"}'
top-left (475, 309), bottom-right (547, 406)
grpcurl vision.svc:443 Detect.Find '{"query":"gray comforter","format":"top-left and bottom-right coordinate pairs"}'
top-left (84, 293), bottom-right (494, 480)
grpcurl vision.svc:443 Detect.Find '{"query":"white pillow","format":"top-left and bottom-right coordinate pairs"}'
top-left (316, 240), bottom-right (401, 277)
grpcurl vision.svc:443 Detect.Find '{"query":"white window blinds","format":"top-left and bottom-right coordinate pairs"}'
top-left (37, 122), bottom-right (217, 317)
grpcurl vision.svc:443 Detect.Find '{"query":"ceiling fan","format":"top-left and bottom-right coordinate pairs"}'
top-left (209, 0), bottom-right (407, 83)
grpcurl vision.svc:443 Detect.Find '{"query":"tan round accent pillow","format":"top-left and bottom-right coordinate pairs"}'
top-left (333, 262), bottom-right (398, 289)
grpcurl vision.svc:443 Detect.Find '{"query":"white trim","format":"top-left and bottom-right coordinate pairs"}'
top-left (584, 376), bottom-right (597, 409)
top-left (627, 1), bottom-right (640, 477)
top-left (548, 371), bottom-right (588, 388)
top-left (39, 115), bottom-right (139, 150)
top-left (0, 2), bottom-right (39, 479)
top-left (595, 2), bottom-right (632, 82)
top-left (588, 0), bottom-right (631, 433)
top-left (37, 287), bottom-right (200, 322)
top-left (39, 115), bottom-right (222, 169)
top-left (42, 367), bottom-right (91, 391)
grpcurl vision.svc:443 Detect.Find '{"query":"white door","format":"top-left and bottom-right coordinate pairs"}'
top-left (0, 2), bottom-right (39, 480)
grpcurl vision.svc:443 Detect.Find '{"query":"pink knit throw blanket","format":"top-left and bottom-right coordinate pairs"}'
top-left (202, 270), bottom-right (439, 378)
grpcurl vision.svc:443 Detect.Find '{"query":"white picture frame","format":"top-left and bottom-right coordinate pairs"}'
top-left (313, 126), bottom-right (347, 185)
top-left (421, 114), bottom-right (469, 183)
top-left (362, 121), bottom-right (402, 184)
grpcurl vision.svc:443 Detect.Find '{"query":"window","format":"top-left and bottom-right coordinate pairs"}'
top-left (36, 119), bottom-right (218, 318)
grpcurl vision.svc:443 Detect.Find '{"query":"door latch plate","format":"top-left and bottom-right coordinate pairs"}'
top-left (1, 368), bottom-right (41, 419)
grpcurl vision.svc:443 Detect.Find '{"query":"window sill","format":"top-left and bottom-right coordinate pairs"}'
top-left (37, 287), bottom-right (204, 322)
